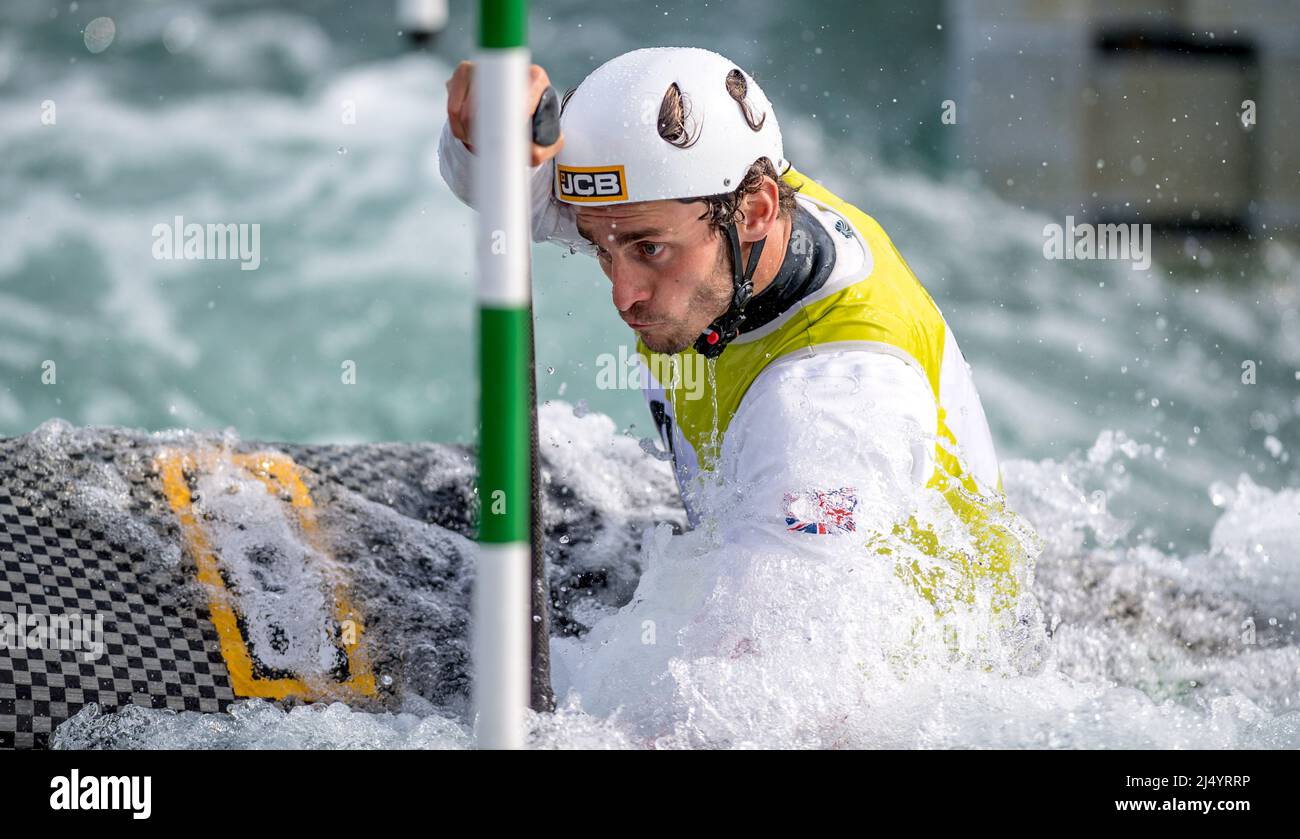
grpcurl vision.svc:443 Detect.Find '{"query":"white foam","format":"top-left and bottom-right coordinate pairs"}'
top-left (188, 457), bottom-right (342, 678)
top-left (48, 405), bottom-right (1300, 750)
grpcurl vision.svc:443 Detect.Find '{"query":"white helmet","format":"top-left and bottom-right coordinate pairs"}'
top-left (554, 47), bottom-right (786, 206)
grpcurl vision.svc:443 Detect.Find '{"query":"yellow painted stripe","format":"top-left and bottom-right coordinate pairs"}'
top-left (157, 448), bottom-right (376, 702)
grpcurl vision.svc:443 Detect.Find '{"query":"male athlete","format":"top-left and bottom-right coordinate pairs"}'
top-left (440, 48), bottom-right (1024, 609)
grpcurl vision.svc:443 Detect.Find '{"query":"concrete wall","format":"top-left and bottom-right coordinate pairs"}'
top-left (949, 0), bottom-right (1300, 231)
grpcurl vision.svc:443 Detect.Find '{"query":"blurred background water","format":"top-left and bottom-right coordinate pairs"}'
top-left (1, 0), bottom-right (1298, 559)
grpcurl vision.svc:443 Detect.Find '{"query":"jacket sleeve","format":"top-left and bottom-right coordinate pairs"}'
top-left (717, 349), bottom-right (938, 547)
top-left (436, 120), bottom-right (594, 255)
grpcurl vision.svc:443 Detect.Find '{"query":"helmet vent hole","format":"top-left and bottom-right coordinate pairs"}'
top-left (657, 82), bottom-right (701, 149)
top-left (726, 68), bottom-right (767, 132)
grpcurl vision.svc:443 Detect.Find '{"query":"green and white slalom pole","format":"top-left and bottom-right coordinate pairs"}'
top-left (473, 0), bottom-right (531, 750)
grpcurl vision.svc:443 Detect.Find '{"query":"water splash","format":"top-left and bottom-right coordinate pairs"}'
top-left (46, 404), bottom-right (1300, 749)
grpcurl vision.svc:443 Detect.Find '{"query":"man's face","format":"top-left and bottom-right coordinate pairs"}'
top-left (575, 199), bottom-right (732, 354)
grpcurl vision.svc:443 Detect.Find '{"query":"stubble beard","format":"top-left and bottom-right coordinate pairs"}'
top-left (637, 237), bottom-right (734, 355)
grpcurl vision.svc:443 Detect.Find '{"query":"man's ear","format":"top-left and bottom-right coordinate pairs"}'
top-left (738, 175), bottom-right (781, 243)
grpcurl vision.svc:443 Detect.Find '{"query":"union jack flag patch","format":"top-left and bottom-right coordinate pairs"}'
top-left (783, 487), bottom-right (858, 534)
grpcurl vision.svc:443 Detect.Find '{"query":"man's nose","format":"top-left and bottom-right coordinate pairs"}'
top-left (609, 258), bottom-right (652, 313)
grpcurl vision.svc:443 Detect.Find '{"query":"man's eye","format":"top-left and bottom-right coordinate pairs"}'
top-left (639, 243), bottom-right (665, 258)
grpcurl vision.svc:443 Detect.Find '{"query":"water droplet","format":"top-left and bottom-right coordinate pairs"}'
top-left (163, 16), bottom-right (199, 54)
top-left (84, 17), bottom-right (115, 53)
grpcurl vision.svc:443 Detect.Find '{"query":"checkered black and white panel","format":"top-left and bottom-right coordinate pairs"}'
top-left (280, 442), bottom-right (478, 538)
top-left (0, 441), bottom-right (236, 749)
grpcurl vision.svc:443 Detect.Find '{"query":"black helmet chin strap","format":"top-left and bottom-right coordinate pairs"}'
top-left (693, 222), bottom-right (766, 359)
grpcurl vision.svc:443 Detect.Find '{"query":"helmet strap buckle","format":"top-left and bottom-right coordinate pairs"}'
top-left (694, 222), bottom-right (766, 359)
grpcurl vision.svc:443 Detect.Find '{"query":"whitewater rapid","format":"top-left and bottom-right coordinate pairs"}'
top-left (0, 0), bottom-right (1295, 749)
top-left (45, 401), bottom-right (1300, 749)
